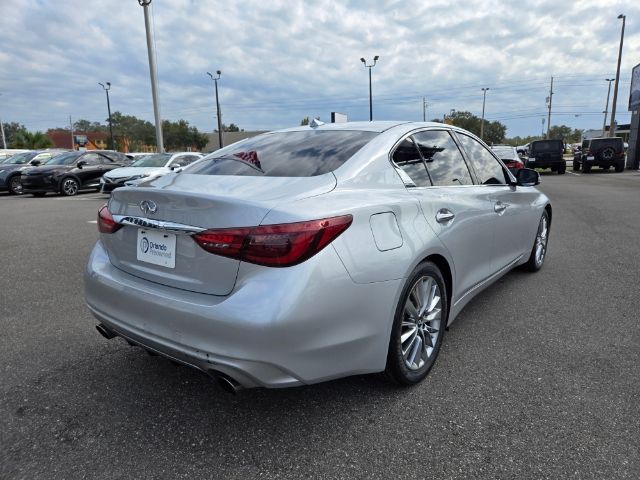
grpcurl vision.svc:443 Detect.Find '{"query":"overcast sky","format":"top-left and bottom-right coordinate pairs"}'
top-left (1, 0), bottom-right (638, 138)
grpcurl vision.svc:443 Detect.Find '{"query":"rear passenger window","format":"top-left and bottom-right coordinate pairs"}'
top-left (457, 134), bottom-right (508, 185)
top-left (391, 138), bottom-right (431, 187)
top-left (412, 131), bottom-right (473, 186)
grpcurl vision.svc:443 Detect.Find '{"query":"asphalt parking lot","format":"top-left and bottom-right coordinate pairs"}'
top-left (1, 170), bottom-right (639, 479)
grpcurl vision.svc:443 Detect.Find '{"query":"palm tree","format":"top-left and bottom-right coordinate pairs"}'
top-left (12, 131), bottom-right (53, 149)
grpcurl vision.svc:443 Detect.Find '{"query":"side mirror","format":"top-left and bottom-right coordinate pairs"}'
top-left (77, 160), bottom-right (87, 168)
top-left (516, 168), bottom-right (539, 186)
top-left (31, 159), bottom-right (41, 166)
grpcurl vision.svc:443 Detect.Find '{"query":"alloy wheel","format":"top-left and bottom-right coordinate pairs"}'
top-left (62, 178), bottom-right (78, 196)
top-left (401, 275), bottom-right (442, 371)
top-left (9, 176), bottom-right (23, 194)
top-left (535, 216), bottom-right (549, 267)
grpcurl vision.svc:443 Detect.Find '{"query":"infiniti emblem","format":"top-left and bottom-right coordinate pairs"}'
top-left (139, 200), bottom-right (157, 215)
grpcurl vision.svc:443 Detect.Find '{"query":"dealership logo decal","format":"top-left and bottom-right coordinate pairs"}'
top-left (139, 235), bottom-right (171, 259)
top-left (140, 237), bottom-right (150, 253)
top-left (139, 200), bottom-right (157, 215)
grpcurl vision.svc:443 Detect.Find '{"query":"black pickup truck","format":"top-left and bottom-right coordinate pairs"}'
top-left (526, 139), bottom-right (565, 174)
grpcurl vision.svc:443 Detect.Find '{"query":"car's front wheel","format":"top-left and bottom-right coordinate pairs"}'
top-left (523, 211), bottom-right (550, 272)
top-left (573, 160), bottom-right (580, 171)
top-left (60, 177), bottom-right (79, 196)
top-left (386, 262), bottom-right (447, 385)
top-left (8, 175), bottom-right (22, 195)
top-left (558, 163), bottom-right (566, 174)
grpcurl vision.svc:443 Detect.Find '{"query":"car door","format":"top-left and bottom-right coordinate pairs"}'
top-left (455, 133), bottom-right (533, 271)
top-left (393, 130), bottom-right (496, 302)
top-left (74, 153), bottom-right (103, 187)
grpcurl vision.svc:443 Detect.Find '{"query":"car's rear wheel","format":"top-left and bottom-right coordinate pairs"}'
top-left (523, 211), bottom-right (550, 272)
top-left (60, 177), bottom-right (79, 196)
top-left (614, 162), bottom-right (624, 173)
top-left (386, 262), bottom-right (447, 385)
top-left (572, 161), bottom-right (580, 171)
top-left (8, 175), bottom-right (23, 195)
top-left (582, 163), bottom-right (591, 173)
top-left (558, 164), bottom-right (566, 174)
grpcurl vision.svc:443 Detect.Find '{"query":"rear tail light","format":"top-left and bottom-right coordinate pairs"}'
top-left (514, 160), bottom-right (524, 169)
top-left (97, 205), bottom-right (122, 234)
top-left (193, 215), bottom-right (353, 267)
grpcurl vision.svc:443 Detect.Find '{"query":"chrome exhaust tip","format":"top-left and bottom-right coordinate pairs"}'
top-left (95, 324), bottom-right (117, 340)
top-left (214, 372), bottom-right (244, 394)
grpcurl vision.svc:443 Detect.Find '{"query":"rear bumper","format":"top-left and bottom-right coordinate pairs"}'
top-left (84, 241), bottom-right (401, 388)
top-left (526, 158), bottom-right (564, 169)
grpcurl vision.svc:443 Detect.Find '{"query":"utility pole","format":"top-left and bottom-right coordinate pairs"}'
top-left (602, 78), bottom-right (614, 136)
top-left (138, 0), bottom-right (164, 152)
top-left (541, 118), bottom-right (545, 137)
top-left (609, 14), bottom-right (625, 138)
top-left (546, 76), bottom-right (554, 139)
top-left (422, 97), bottom-right (428, 122)
top-left (207, 71), bottom-right (223, 149)
top-left (69, 115), bottom-right (74, 150)
top-left (0, 93), bottom-right (5, 149)
top-left (480, 87), bottom-right (489, 140)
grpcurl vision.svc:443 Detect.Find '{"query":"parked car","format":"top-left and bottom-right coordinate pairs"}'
top-left (490, 145), bottom-right (525, 171)
top-left (526, 139), bottom-right (566, 174)
top-left (516, 143), bottom-right (529, 156)
top-left (573, 137), bottom-right (626, 173)
top-left (100, 152), bottom-right (202, 193)
top-left (0, 149), bottom-right (70, 194)
top-left (20, 150), bottom-right (129, 196)
top-left (0, 149), bottom-right (30, 162)
top-left (85, 121), bottom-right (551, 392)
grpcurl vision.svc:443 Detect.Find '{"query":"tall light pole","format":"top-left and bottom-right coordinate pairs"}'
top-left (138, 0), bottom-right (164, 152)
top-left (480, 87), bottom-right (489, 140)
top-left (360, 56), bottom-right (379, 121)
top-left (546, 76), bottom-right (554, 139)
top-left (609, 14), bottom-right (625, 138)
top-left (98, 82), bottom-right (115, 150)
top-left (207, 71), bottom-right (223, 149)
top-left (602, 78), bottom-right (615, 136)
top-left (0, 93), bottom-right (6, 149)
top-left (541, 118), bottom-right (545, 137)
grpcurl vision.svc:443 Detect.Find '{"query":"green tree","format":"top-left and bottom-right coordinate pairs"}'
top-left (74, 119), bottom-right (107, 132)
top-left (547, 125), bottom-right (583, 143)
top-left (11, 131), bottom-right (53, 149)
top-left (1, 122), bottom-right (28, 147)
top-left (162, 119), bottom-right (208, 151)
top-left (109, 112), bottom-right (155, 151)
top-left (300, 117), bottom-right (310, 126)
top-left (447, 111), bottom-right (507, 144)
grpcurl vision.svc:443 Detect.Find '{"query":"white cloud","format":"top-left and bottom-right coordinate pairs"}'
top-left (0, 0), bottom-right (638, 137)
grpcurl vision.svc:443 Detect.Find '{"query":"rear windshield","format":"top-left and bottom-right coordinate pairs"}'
top-left (131, 153), bottom-right (171, 167)
top-left (2, 151), bottom-right (35, 164)
top-left (530, 140), bottom-right (563, 153)
top-left (188, 130), bottom-right (378, 177)
top-left (491, 147), bottom-right (518, 160)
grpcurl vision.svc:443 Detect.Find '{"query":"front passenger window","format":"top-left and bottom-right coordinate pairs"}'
top-left (457, 134), bottom-right (508, 185)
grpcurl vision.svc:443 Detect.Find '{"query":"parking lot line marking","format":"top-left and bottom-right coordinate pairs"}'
top-left (87, 220), bottom-right (97, 224)
top-left (568, 172), bottom-right (581, 176)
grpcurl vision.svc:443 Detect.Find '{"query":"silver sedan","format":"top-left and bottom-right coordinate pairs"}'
top-left (85, 121), bottom-right (551, 392)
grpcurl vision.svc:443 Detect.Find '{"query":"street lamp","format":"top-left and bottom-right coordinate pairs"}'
top-left (480, 87), bottom-right (489, 140)
top-left (609, 14), bottom-right (625, 138)
top-left (138, 0), bottom-right (164, 152)
top-left (360, 56), bottom-right (379, 121)
top-left (602, 78), bottom-right (614, 136)
top-left (98, 82), bottom-right (115, 150)
top-left (206, 70), bottom-right (223, 149)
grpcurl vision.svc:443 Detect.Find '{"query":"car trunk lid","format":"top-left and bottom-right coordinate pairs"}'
top-left (101, 173), bottom-right (336, 295)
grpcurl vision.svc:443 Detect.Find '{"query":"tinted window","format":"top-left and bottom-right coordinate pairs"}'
top-left (45, 152), bottom-right (82, 165)
top-left (530, 140), bottom-right (563, 153)
top-left (491, 146), bottom-right (519, 160)
top-left (132, 153), bottom-right (171, 167)
top-left (412, 131), bottom-right (473, 186)
top-left (102, 151), bottom-right (125, 162)
top-left (81, 153), bottom-right (101, 165)
top-left (457, 134), bottom-right (507, 185)
top-left (391, 138), bottom-right (431, 187)
top-left (189, 131), bottom-right (378, 177)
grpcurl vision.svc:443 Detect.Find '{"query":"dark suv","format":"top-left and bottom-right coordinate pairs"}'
top-left (573, 137), bottom-right (625, 173)
top-left (526, 139), bottom-right (565, 174)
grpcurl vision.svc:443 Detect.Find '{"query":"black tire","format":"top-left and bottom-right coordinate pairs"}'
top-left (558, 164), bottom-right (566, 174)
top-left (385, 261), bottom-right (447, 385)
top-left (601, 166), bottom-right (610, 171)
top-left (8, 175), bottom-right (23, 195)
top-left (522, 210), bottom-right (550, 272)
top-left (572, 161), bottom-right (580, 171)
top-left (582, 162), bottom-right (591, 173)
top-left (31, 192), bottom-right (46, 197)
top-left (60, 177), bottom-right (79, 196)
top-left (614, 162), bottom-right (624, 173)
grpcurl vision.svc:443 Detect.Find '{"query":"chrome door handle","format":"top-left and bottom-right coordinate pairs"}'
top-left (435, 209), bottom-right (455, 223)
top-left (494, 201), bottom-right (509, 214)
